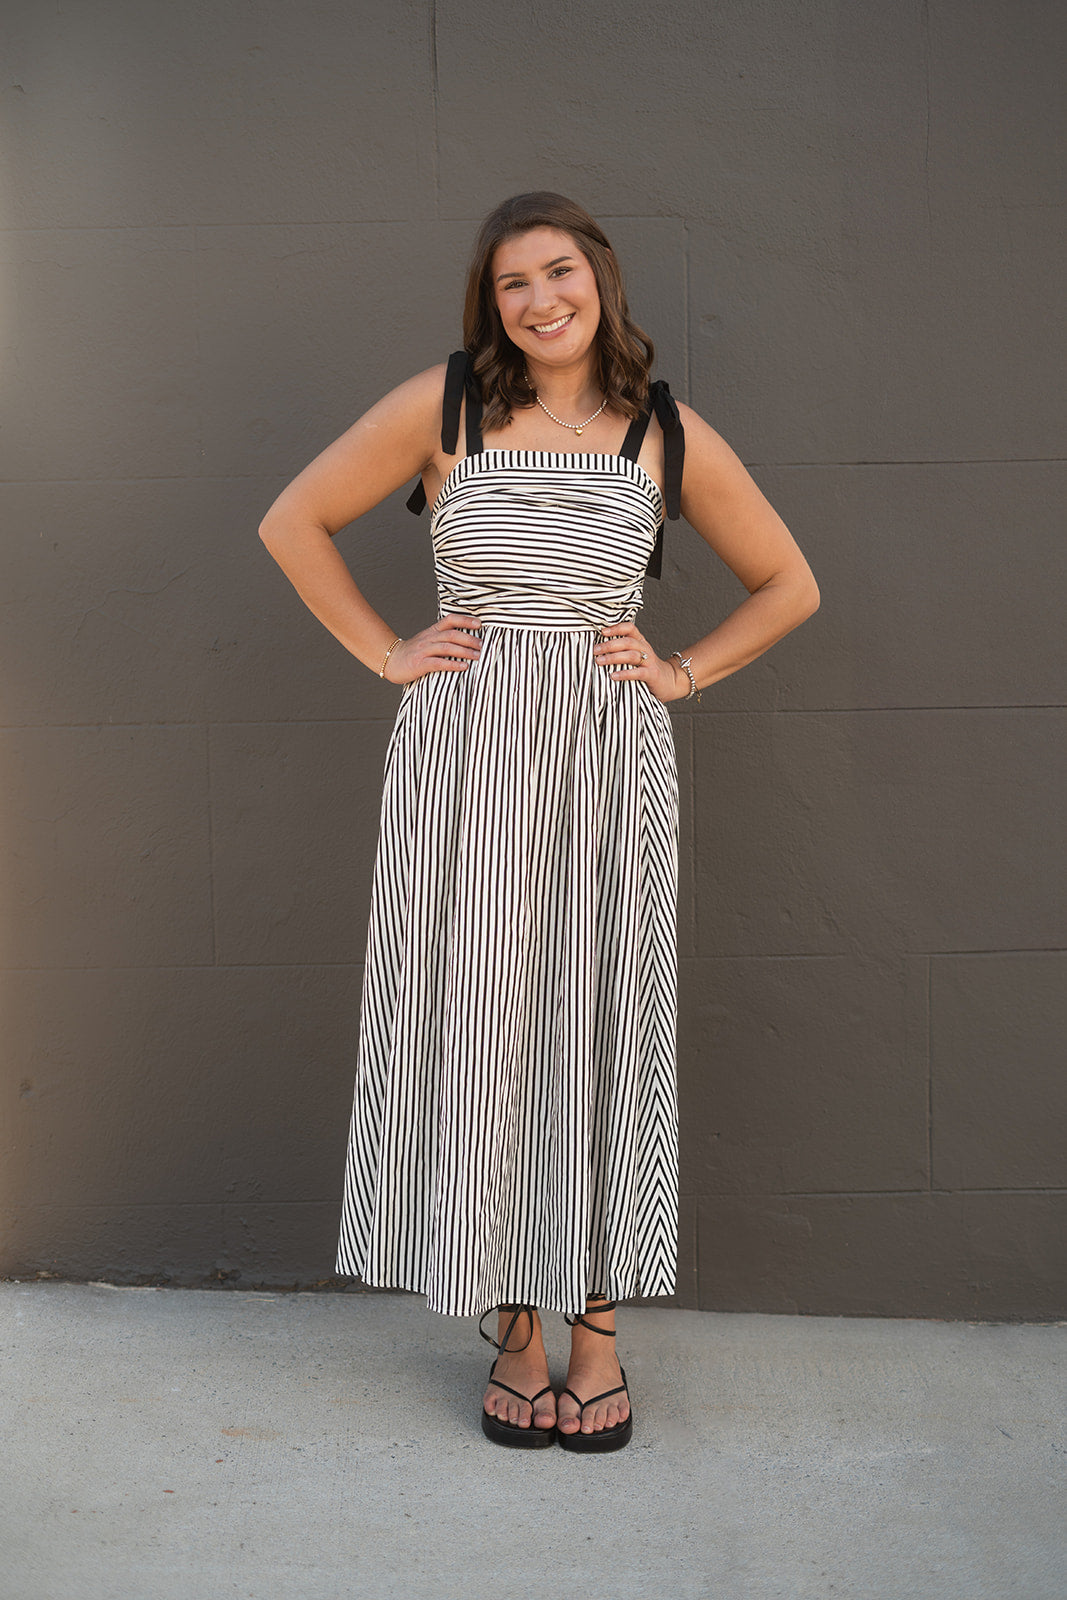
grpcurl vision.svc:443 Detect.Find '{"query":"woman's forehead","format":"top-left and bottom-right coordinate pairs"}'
top-left (492, 227), bottom-right (584, 276)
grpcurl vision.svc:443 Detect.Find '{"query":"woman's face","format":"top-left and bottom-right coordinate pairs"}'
top-left (491, 227), bottom-right (602, 369)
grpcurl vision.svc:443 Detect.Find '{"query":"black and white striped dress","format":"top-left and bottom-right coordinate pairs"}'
top-left (336, 443), bottom-right (679, 1318)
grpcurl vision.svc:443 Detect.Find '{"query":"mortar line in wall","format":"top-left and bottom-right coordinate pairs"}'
top-left (711, 1188), bottom-right (1067, 1198)
top-left (428, 0), bottom-right (440, 219)
top-left (682, 219), bottom-right (691, 404)
top-left (694, 723), bottom-right (700, 947)
top-left (675, 705), bottom-right (1065, 714)
top-left (25, 1189), bottom-right (1065, 1208)
top-left (1, 961), bottom-right (363, 973)
top-left (0, 216), bottom-right (692, 234)
top-left (687, 717), bottom-right (697, 954)
top-left (0, 717), bottom-right (400, 730)
top-left (3, 707), bottom-right (1060, 735)
top-left (0, 476), bottom-right (292, 484)
top-left (9, 948), bottom-right (1053, 974)
top-left (0, 220), bottom-right (414, 234)
top-left (926, 956), bottom-right (934, 1191)
top-left (928, 948), bottom-right (1064, 958)
top-left (0, 215), bottom-right (682, 236)
top-left (191, 227), bottom-right (204, 469)
top-left (20, 1199), bottom-right (357, 1209)
top-left (746, 457), bottom-right (1067, 467)
top-left (919, 0), bottom-right (934, 254)
top-left (678, 948), bottom-right (1063, 962)
top-left (205, 724), bottom-right (219, 966)
top-left (679, 954), bottom-right (854, 964)
top-left (3, 458), bottom-right (1062, 487)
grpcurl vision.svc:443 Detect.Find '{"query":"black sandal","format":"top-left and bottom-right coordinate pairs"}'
top-left (556, 1299), bottom-right (633, 1454)
top-left (478, 1304), bottom-right (556, 1449)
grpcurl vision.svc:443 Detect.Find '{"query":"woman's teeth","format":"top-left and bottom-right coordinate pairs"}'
top-left (532, 314), bottom-right (573, 334)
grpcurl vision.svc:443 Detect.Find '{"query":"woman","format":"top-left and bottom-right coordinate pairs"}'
top-left (259, 192), bottom-right (819, 1453)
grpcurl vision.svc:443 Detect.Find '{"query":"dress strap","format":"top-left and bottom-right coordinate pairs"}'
top-left (619, 379), bottom-right (685, 580)
top-left (439, 348), bottom-right (469, 453)
top-left (406, 351), bottom-right (481, 515)
top-left (618, 405), bottom-right (652, 462)
top-left (463, 370), bottom-right (484, 457)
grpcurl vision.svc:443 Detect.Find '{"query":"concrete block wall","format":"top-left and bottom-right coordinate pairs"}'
top-left (2, 0), bottom-right (1064, 1316)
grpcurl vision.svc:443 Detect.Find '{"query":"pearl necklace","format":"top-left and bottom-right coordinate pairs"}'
top-left (530, 387), bottom-right (608, 437)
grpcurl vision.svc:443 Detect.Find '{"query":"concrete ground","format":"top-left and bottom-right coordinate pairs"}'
top-left (2, 1283), bottom-right (1065, 1600)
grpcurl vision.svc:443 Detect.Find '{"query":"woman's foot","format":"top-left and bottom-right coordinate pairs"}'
top-left (556, 1297), bottom-right (631, 1438)
top-left (482, 1307), bottom-right (556, 1433)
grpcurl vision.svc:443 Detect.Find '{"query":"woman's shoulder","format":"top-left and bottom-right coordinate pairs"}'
top-left (379, 362), bottom-right (449, 410)
top-left (357, 364), bottom-right (451, 445)
top-left (674, 399), bottom-right (735, 456)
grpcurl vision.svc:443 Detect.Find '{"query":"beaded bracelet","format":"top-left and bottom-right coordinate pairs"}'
top-left (378, 636), bottom-right (403, 679)
top-left (669, 651), bottom-right (702, 702)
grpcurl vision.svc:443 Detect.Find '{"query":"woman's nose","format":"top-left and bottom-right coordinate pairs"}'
top-left (528, 278), bottom-right (557, 314)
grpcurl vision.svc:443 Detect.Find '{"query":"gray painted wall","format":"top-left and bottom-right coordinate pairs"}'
top-left (2, 1), bottom-right (1064, 1317)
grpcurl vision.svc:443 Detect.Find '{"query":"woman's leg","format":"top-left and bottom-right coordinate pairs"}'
top-left (556, 1296), bottom-right (630, 1437)
top-left (482, 1306), bottom-right (557, 1431)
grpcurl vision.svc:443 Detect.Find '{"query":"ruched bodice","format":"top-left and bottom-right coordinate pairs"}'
top-left (431, 450), bottom-right (663, 630)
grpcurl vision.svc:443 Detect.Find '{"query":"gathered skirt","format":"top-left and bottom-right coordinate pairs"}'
top-left (335, 622), bottom-right (679, 1317)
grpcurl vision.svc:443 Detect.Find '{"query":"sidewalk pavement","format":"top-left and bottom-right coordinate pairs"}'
top-left (2, 1281), bottom-right (1064, 1600)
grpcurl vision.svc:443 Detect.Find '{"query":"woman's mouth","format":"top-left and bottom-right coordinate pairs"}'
top-left (529, 313), bottom-right (574, 337)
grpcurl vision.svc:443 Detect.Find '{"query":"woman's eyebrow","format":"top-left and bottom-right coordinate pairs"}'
top-left (495, 255), bottom-right (575, 281)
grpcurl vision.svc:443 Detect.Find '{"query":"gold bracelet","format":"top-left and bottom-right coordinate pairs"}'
top-left (669, 651), bottom-right (701, 702)
top-left (378, 636), bottom-right (403, 679)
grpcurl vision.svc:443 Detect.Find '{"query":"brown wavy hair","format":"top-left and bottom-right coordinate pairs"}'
top-left (462, 192), bottom-right (655, 434)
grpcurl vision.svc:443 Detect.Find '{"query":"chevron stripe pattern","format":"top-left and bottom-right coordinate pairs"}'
top-left (336, 449), bottom-right (679, 1318)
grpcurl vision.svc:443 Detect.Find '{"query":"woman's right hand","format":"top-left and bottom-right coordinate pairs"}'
top-left (383, 614), bottom-right (483, 683)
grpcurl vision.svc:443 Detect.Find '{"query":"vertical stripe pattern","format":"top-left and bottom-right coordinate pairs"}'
top-left (336, 451), bottom-right (679, 1317)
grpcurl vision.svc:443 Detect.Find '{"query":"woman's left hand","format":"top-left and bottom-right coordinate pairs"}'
top-left (593, 622), bottom-right (686, 704)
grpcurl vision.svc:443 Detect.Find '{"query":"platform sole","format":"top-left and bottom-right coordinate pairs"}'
top-left (555, 1414), bottom-right (633, 1453)
top-left (481, 1410), bottom-right (557, 1449)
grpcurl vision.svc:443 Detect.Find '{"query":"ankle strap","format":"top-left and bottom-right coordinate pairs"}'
top-left (478, 1304), bottom-right (534, 1354)
top-left (563, 1299), bottom-right (618, 1336)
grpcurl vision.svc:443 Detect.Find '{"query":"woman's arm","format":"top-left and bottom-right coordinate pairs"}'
top-left (597, 403), bottom-right (820, 700)
top-left (671, 403), bottom-right (820, 690)
top-left (258, 365), bottom-right (482, 681)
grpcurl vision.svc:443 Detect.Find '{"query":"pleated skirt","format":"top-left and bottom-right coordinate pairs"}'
top-left (335, 624), bottom-right (679, 1317)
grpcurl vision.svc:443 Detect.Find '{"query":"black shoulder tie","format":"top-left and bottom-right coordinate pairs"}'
top-left (406, 350), bottom-right (472, 515)
top-left (440, 349), bottom-right (470, 455)
top-left (650, 379), bottom-right (684, 522)
top-left (639, 380), bottom-right (684, 580)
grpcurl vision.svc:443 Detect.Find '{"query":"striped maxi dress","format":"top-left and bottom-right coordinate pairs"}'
top-left (336, 437), bottom-right (680, 1319)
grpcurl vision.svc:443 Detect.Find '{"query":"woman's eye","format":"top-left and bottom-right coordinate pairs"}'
top-left (550, 267), bottom-right (571, 278)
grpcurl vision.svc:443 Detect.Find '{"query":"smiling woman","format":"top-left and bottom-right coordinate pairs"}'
top-left (258, 191), bottom-right (819, 1455)
top-left (465, 193), bottom-right (655, 440)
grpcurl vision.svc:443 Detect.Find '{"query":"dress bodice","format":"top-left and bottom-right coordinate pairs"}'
top-left (430, 450), bottom-right (664, 630)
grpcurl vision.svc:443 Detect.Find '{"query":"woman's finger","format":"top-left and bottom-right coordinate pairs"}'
top-left (597, 636), bottom-right (650, 663)
top-left (438, 613), bottom-right (482, 631)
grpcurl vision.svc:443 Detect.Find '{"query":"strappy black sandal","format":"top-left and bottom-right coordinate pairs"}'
top-left (479, 1304), bottom-right (556, 1449)
top-left (556, 1299), bottom-right (633, 1454)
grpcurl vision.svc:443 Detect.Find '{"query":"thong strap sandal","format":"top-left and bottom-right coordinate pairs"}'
top-left (478, 1304), bottom-right (555, 1450)
top-left (557, 1299), bottom-right (633, 1454)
